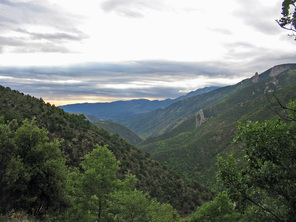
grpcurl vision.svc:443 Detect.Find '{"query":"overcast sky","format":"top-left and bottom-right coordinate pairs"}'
top-left (0, 0), bottom-right (295, 105)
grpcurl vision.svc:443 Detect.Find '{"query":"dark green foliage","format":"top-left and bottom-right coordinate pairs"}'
top-left (108, 189), bottom-right (181, 222)
top-left (277, 0), bottom-right (296, 34)
top-left (63, 146), bottom-right (181, 222)
top-left (217, 101), bottom-right (296, 221)
top-left (63, 145), bottom-right (123, 221)
top-left (189, 192), bottom-right (241, 222)
top-left (94, 120), bottom-right (143, 145)
top-left (0, 84), bottom-right (211, 217)
top-left (0, 119), bottom-right (69, 217)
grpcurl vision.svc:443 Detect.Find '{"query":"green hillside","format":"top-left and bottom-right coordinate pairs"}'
top-left (0, 85), bottom-right (212, 217)
top-left (94, 120), bottom-right (143, 145)
top-left (70, 113), bottom-right (143, 145)
top-left (125, 64), bottom-right (296, 139)
top-left (137, 64), bottom-right (296, 186)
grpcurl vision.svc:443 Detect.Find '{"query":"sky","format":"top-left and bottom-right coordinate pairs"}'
top-left (0, 0), bottom-right (295, 106)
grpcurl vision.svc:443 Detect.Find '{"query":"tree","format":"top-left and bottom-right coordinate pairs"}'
top-left (65, 145), bottom-right (123, 222)
top-left (108, 189), bottom-right (180, 222)
top-left (63, 145), bottom-right (181, 222)
top-left (217, 100), bottom-right (296, 221)
top-left (189, 192), bottom-right (241, 222)
top-left (277, 0), bottom-right (296, 36)
top-left (0, 118), bottom-right (69, 217)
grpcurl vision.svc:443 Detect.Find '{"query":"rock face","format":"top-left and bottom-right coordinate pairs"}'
top-left (270, 65), bottom-right (290, 77)
top-left (195, 109), bottom-right (207, 127)
top-left (252, 72), bottom-right (259, 83)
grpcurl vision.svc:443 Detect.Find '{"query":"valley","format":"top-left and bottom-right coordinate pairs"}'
top-left (1, 63), bottom-right (296, 221)
top-left (61, 63), bottom-right (296, 186)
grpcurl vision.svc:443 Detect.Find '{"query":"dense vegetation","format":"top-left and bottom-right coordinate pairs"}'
top-left (137, 64), bottom-right (296, 186)
top-left (0, 85), bottom-right (213, 219)
top-left (94, 120), bottom-right (143, 145)
top-left (0, 119), bottom-right (180, 221)
top-left (215, 100), bottom-right (296, 221)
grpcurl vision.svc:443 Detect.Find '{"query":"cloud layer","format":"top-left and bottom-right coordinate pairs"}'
top-left (0, 0), bottom-right (88, 53)
top-left (0, 0), bottom-right (295, 105)
top-left (1, 57), bottom-right (296, 106)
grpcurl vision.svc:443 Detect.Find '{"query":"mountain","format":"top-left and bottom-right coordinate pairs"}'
top-left (0, 85), bottom-right (213, 216)
top-left (94, 120), bottom-right (143, 145)
top-left (123, 85), bottom-right (244, 138)
top-left (59, 86), bottom-right (219, 121)
top-left (69, 113), bottom-right (142, 145)
top-left (136, 63), bottom-right (296, 186)
top-left (124, 64), bottom-right (296, 138)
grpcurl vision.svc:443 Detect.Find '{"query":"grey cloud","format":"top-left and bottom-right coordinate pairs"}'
top-left (223, 41), bottom-right (262, 59)
top-left (0, 36), bottom-right (71, 53)
top-left (1, 58), bottom-right (294, 104)
top-left (101, 0), bottom-right (163, 18)
top-left (0, 60), bottom-right (236, 103)
top-left (15, 28), bottom-right (88, 42)
top-left (0, 36), bottom-right (25, 47)
top-left (0, 0), bottom-right (87, 53)
top-left (0, 0), bottom-right (82, 30)
top-left (67, 61), bottom-right (236, 78)
top-left (208, 28), bottom-right (232, 35)
top-left (234, 0), bottom-right (282, 35)
top-left (14, 42), bottom-right (71, 53)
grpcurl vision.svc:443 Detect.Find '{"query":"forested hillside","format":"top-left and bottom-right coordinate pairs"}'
top-left (0, 85), bottom-right (213, 219)
top-left (94, 120), bottom-right (143, 145)
top-left (138, 64), bottom-right (296, 186)
top-left (125, 64), bottom-right (296, 138)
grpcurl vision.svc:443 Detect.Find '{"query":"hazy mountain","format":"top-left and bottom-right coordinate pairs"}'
top-left (59, 86), bottom-right (220, 121)
top-left (137, 63), bottom-right (296, 186)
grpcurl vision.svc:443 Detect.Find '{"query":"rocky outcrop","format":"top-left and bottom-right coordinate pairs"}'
top-left (270, 65), bottom-right (290, 77)
top-left (251, 72), bottom-right (259, 83)
top-left (195, 109), bottom-right (207, 127)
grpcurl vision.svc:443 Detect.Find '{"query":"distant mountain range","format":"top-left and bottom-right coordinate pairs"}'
top-left (59, 86), bottom-right (220, 121)
top-left (135, 63), bottom-right (296, 185)
top-left (61, 63), bottom-right (296, 188)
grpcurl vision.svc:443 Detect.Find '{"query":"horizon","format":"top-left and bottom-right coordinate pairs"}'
top-left (0, 0), bottom-right (295, 105)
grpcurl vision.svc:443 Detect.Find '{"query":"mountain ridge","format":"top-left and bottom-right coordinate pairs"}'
top-left (137, 63), bottom-right (296, 185)
top-left (59, 86), bottom-right (220, 121)
top-left (124, 63), bottom-right (296, 138)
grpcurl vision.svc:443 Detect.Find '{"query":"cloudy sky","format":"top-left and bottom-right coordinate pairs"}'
top-left (0, 0), bottom-right (295, 105)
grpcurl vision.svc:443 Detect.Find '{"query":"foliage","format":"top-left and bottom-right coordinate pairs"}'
top-left (277, 0), bottom-right (296, 36)
top-left (62, 145), bottom-right (181, 222)
top-left (217, 100), bottom-right (296, 221)
top-left (189, 192), bottom-right (241, 222)
top-left (94, 120), bottom-right (143, 145)
top-left (108, 189), bottom-right (180, 222)
top-left (0, 118), bottom-right (69, 217)
top-left (0, 84), bottom-right (211, 216)
top-left (63, 145), bottom-right (123, 221)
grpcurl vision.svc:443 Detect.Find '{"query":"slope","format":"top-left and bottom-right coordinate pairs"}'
top-left (137, 64), bottom-right (296, 186)
top-left (124, 64), bottom-right (296, 138)
top-left (124, 83), bottom-right (246, 138)
top-left (94, 120), bottom-right (143, 145)
top-left (0, 85), bottom-right (212, 216)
